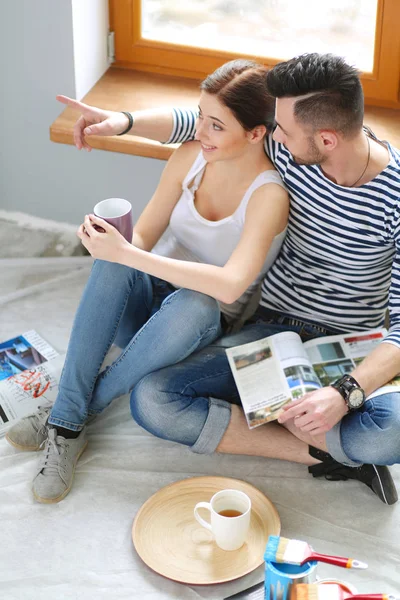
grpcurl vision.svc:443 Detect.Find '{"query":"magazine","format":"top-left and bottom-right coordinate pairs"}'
top-left (226, 328), bottom-right (400, 429)
top-left (0, 330), bottom-right (64, 436)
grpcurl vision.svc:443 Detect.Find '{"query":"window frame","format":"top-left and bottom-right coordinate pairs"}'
top-left (109, 0), bottom-right (400, 108)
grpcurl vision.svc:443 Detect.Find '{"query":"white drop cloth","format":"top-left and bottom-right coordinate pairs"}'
top-left (0, 260), bottom-right (399, 599)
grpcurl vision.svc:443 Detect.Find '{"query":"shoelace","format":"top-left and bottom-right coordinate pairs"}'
top-left (27, 405), bottom-right (51, 428)
top-left (39, 429), bottom-right (67, 478)
top-left (29, 404), bottom-right (51, 434)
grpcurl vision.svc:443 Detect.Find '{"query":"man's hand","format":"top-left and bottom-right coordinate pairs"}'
top-left (56, 96), bottom-right (131, 151)
top-left (77, 214), bottom-right (130, 263)
top-left (278, 386), bottom-right (348, 436)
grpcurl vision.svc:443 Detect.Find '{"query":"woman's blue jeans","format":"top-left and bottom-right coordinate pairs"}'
top-left (130, 320), bottom-right (400, 466)
top-left (48, 260), bottom-right (222, 431)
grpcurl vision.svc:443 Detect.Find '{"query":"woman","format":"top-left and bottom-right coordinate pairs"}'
top-left (7, 59), bottom-right (289, 503)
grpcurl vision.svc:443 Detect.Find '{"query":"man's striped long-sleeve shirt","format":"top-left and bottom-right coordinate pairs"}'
top-left (166, 108), bottom-right (400, 349)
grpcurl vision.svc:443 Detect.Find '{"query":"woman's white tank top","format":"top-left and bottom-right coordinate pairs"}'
top-left (152, 151), bottom-right (287, 322)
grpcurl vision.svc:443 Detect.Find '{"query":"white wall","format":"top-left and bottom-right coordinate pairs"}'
top-left (72, 0), bottom-right (110, 100)
top-left (0, 0), bottom-right (165, 225)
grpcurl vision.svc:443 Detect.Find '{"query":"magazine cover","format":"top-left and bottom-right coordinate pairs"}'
top-left (0, 331), bottom-right (63, 436)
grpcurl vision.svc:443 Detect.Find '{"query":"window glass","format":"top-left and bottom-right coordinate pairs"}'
top-left (142, 0), bottom-right (378, 72)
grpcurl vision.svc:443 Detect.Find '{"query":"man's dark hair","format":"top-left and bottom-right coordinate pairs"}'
top-left (266, 53), bottom-right (364, 137)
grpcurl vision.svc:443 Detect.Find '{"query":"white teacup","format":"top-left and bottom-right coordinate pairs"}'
top-left (194, 489), bottom-right (251, 551)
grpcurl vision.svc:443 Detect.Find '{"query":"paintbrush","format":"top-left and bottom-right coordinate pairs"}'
top-left (291, 583), bottom-right (398, 600)
top-left (265, 536), bottom-right (368, 569)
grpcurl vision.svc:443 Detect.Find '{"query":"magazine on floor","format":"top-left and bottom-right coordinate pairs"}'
top-left (226, 327), bottom-right (400, 429)
top-left (0, 330), bottom-right (64, 436)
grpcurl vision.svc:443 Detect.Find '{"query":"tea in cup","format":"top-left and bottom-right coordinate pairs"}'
top-left (194, 488), bottom-right (251, 551)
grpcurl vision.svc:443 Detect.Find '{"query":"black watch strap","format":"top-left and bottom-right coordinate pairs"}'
top-left (331, 374), bottom-right (365, 410)
top-left (332, 374), bottom-right (361, 389)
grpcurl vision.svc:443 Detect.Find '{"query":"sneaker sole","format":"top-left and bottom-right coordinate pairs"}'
top-left (370, 465), bottom-right (398, 505)
top-left (5, 433), bottom-right (42, 452)
top-left (33, 440), bottom-right (88, 504)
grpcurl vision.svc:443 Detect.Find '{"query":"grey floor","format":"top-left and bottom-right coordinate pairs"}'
top-left (0, 222), bottom-right (399, 599)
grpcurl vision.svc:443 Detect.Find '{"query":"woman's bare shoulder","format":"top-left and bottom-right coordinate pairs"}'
top-left (173, 140), bottom-right (201, 159)
top-left (166, 140), bottom-right (202, 180)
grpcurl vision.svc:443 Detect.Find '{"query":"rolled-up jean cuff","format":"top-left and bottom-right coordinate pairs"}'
top-left (47, 417), bottom-right (84, 432)
top-left (190, 398), bottom-right (231, 455)
top-left (326, 421), bottom-right (361, 467)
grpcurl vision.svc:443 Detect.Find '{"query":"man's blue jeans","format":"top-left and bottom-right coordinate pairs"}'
top-left (48, 260), bottom-right (222, 431)
top-left (130, 317), bottom-right (400, 466)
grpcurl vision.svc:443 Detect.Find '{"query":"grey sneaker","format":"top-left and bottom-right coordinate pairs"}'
top-left (5, 405), bottom-right (52, 451)
top-left (32, 427), bottom-right (88, 503)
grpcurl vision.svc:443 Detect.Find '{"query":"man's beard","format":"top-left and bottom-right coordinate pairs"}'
top-left (291, 136), bottom-right (326, 166)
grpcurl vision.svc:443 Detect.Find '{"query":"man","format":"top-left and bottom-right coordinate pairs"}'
top-left (9, 53), bottom-right (400, 504)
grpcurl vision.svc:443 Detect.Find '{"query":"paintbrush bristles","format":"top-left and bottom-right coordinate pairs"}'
top-left (291, 584), bottom-right (341, 600)
top-left (291, 584), bottom-right (323, 600)
top-left (275, 536), bottom-right (292, 561)
top-left (265, 535), bottom-right (306, 563)
top-left (264, 535), bottom-right (280, 562)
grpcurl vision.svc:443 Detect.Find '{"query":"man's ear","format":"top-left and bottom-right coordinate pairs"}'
top-left (319, 130), bottom-right (338, 151)
top-left (247, 125), bottom-right (267, 144)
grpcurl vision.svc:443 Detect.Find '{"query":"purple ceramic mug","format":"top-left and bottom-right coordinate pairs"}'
top-left (93, 198), bottom-right (133, 242)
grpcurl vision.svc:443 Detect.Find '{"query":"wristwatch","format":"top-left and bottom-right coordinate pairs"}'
top-left (331, 374), bottom-right (366, 411)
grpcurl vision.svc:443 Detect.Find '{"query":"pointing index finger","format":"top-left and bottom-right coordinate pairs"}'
top-left (56, 95), bottom-right (91, 112)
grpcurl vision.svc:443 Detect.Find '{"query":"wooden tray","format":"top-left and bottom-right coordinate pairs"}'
top-left (132, 475), bottom-right (280, 585)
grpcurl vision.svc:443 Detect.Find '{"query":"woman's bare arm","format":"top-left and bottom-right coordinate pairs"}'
top-left (84, 180), bottom-right (289, 305)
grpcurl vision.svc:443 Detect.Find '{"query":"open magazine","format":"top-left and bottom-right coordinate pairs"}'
top-left (226, 328), bottom-right (400, 429)
top-left (0, 330), bottom-right (64, 436)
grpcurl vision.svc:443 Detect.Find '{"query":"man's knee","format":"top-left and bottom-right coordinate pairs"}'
top-left (130, 368), bottom-right (214, 448)
top-left (130, 372), bottom-right (180, 440)
top-left (372, 402), bottom-right (400, 464)
top-left (341, 396), bottom-right (400, 465)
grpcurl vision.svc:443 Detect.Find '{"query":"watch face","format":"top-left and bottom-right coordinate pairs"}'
top-left (348, 388), bottom-right (365, 408)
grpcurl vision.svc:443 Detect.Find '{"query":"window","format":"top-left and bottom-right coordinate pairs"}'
top-left (109, 0), bottom-right (400, 108)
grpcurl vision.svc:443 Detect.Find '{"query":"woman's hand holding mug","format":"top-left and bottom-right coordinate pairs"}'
top-left (78, 198), bottom-right (134, 262)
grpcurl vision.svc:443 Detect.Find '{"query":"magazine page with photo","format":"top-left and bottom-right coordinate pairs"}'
top-left (303, 328), bottom-right (400, 400)
top-left (226, 327), bottom-right (399, 430)
top-left (226, 331), bottom-right (322, 429)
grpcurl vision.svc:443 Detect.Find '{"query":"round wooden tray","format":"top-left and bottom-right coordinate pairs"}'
top-left (132, 475), bottom-right (280, 585)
